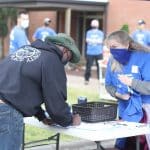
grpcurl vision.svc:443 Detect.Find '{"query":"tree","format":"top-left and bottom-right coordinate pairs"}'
top-left (0, 8), bottom-right (17, 58)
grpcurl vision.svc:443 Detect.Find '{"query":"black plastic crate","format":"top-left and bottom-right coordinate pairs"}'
top-left (72, 101), bottom-right (117, 123)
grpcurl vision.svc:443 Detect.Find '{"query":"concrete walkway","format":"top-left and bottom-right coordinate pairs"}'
top-left (67, 71), bottom-right (116, 101)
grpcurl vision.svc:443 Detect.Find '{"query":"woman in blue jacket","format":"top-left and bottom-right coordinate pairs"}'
top-left (105, 30), bottom-right (150, 150)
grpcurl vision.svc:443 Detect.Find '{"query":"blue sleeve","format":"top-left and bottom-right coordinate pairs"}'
top-left (105, 60), bottom-right (128, 94)
top-left (105, 59), bottom-right (118, 97)
top-left (105, 61), bottom-right (130, 95)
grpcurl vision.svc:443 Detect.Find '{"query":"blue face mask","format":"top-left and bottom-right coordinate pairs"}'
top-left (110, 48), bottom-right (132, 65)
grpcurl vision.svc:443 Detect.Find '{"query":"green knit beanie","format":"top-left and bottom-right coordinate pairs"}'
top-left (45, 33), bottom-right (81, 63)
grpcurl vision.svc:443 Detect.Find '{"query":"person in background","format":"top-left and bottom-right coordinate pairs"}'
top-left (105, 30), bottom-right (150, 150)
top-left (84, 19), bottom-right (104, 85)
top-left (0, 33), bottom-right (81, 150)
top-left (32, 17), bottom-right (57, 41)
top-left (9, 10), bottom-right (30, 54)
top-left (131, 19), bottom-right (150, 47)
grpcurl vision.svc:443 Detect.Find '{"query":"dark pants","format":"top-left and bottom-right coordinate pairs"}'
top-left (84, 54), bottom-right (103, 81)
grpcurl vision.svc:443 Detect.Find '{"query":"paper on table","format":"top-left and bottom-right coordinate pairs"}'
top-left (71, 121), bottom-right (149, 131)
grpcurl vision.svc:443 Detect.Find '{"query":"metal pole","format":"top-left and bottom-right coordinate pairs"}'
top-left (95, 141), bottom-right (105, 150)
top-left (22, 123), bottom-right (25, 150)
top-left (136, 136), bottom-right (140, 150)
top-left (56, 133), bottom-right (60, 150)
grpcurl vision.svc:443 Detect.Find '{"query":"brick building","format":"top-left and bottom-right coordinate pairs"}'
top-left (0, 0), bottom-right (150, 58)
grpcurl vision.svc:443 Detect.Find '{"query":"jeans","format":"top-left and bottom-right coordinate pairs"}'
top-left (0, 103), bottom-right (23, 150)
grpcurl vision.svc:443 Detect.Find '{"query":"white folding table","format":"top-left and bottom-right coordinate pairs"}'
top-left (24, 117), bottom-right (150, 150)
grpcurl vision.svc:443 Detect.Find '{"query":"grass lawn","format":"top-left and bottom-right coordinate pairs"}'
top-left (25, 86), bottom-right (99, 143)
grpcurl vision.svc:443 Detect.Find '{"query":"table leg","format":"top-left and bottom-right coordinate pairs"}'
top-left (95, 141), bottom-right (105, 150)
top-left (22, 123), bottom-right (25, 150)
top-left (56, 133), bottom-right (60, 150)
top-left (136, 136), bottom-right (140, 150)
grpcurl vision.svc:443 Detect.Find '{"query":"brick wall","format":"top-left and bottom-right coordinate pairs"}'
top-left (3, 10), bottom-right (57, 56)
top-left (107, 0), bottom-right (150, 35)
top-left (29, 10), bottom-right (57, 42)
top-left (3, 1), bottom-right (150, 56)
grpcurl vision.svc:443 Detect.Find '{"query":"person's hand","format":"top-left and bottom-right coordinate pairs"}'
top-left (115, 92), bottom-right (130, 100)
top-left (72, 114), bottom-right (81, 126)
top-left (118, 75), bottom-right (132, 86)
top-left (42, 118), bottom-right (54, 125)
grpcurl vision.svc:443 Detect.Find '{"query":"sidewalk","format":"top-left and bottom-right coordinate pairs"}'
top-left (66, 68), bottom-right (116, 101)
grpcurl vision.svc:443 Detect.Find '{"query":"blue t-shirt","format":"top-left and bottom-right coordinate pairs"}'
top-left (9, 26), bottom-right (30, 54)
top-left (131, 29), bottom-right (150, 46)
top-left (105, 51), bottom-right (150, 122)
top-left (86, 29), bottom-right (104, 55)
top-left (33, 27), bottom-right (57, 41)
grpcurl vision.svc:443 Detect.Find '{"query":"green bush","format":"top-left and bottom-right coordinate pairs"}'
top-left (120, 24), bottom-right (129, 33)
top-left (0, 20), bottom-right (8, 37)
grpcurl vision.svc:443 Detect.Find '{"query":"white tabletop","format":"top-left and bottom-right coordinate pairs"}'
top-left (24, 117), bottom-right (150, 142)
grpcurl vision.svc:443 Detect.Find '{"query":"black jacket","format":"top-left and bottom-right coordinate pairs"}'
top-left (0, 40), bottom-right (72, 127)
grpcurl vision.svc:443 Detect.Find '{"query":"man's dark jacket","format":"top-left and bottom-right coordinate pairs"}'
top-left (0, 40), bottom-right (72, 127)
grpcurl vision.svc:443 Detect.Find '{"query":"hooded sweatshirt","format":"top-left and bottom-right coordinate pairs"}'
top-left (0, 40), bottom-right (72, 127)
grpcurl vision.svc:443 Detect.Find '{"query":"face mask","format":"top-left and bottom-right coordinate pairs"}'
top-left (21, 20), bottom-right (29, 29)
top-left (110, 48), bottom-right (132, 65)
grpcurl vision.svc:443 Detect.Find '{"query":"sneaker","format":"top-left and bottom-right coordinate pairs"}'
top-left (84, 80), bottom-right (89, 85)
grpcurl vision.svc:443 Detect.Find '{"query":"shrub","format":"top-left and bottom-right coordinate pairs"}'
top-left (120, 24), bottom-right (129, 33)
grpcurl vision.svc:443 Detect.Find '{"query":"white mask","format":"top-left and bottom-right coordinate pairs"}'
top-left (21, 20), bottom-right (29, 29)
